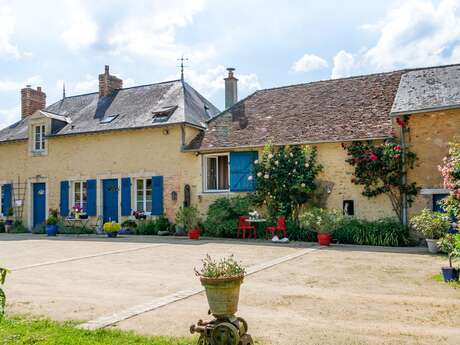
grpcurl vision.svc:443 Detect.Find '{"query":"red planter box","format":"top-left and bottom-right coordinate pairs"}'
top-left (188, 229), bottom-right (200, 240)
top-left (317, 233), bottom-right (332, 246)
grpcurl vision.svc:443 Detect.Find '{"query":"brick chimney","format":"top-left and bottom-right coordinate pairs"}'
top-left (21, 85), bottom-right (46, 118)
top-left (224, 67), bottom-right (238, 109)
top-left (99, 65), bottom-right (123, 97)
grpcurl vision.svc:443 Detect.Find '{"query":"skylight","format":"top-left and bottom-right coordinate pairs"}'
top-left (100, 114), bottom-right (118, 124)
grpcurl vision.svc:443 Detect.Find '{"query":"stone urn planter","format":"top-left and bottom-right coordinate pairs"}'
top-left (426, 238), bottom-right (440, 254)
top-left (200, 276), bottom-right (243, 318)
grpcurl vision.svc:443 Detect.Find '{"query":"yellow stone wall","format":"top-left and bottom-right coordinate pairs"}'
top-left (0, 123), bottom-right (202, 227)
top-left (404, 109), bottom-right (460, 215)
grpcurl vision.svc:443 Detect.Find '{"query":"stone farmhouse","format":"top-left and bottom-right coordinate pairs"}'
top-left (0, 64), bottom-right (458, 229)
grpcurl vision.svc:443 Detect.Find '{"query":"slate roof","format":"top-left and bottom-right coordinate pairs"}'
top-left (187, 70), bottom-right (404, 151)
top-left (0, 80), bottom-right (220, 143)
top-left (391, 64), bottom-right (460, 115)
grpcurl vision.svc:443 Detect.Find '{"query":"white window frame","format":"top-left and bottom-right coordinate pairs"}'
top-left (203, 153), bottom-right (230, 193)
top-left (135, 178), bottom-right (152, 212)
top-left (33, 124), bottom-right (46, 152)
top-left (72, 181), bottom-right (88, 211)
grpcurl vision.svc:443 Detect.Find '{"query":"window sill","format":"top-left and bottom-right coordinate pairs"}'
top-left (31, 150), bottom-right (46, 156)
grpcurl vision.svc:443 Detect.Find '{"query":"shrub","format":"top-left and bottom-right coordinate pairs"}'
top-left (0, 221), bottom-right (4, 233)
top-left (203, 196), bottom-right (253, 238)
top-left (300, 207), bottom-right (343, 234)
top-left (438, 234), bottom-right (460, 268)
top-left (10, 221), bottom-right (28, 234)
top-left (121, 219), bottom-right (137, 229)
top-left (285, 217), bottom-right (316, 241)
top-left (175, 206), bottom-right (201, 232)
top-left (0, 267), bottom-right (8, 319)
top-left (335, 217), bottom-right (409, 247)
top-left (155, 216), bottom-right (171, 233)
top-left (135, 220), bottom-right (157, 235)
top-left (195, 255), bottom-right (245, 279)
top-left (31, 224), bottom-right (45, 234)
top-left (410, 209), bottom-right (450, 239)
top-left (46, 215), bottom-right (58, 226)
top-left (58, 226), bottom-right (94, 235)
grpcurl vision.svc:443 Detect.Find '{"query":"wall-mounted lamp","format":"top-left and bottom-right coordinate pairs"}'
top-left (162, 128), bottom-right (169, 135)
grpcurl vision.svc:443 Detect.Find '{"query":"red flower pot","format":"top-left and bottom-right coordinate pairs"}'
top-left (188, 229), bottom-right (200, 240)
top-left (317, 233), bottom-right (332, 246)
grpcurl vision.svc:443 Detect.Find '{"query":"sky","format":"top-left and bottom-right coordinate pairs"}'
top-left (1, 0), bottom-right (460, 129)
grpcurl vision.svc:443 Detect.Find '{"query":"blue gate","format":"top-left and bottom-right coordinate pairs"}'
top-left (103, 179), bottom-right (119, 223)
top-left (33, 183), bottom-right (46, 228)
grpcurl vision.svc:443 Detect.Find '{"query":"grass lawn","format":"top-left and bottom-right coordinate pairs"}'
top-left (433, 273), bottom-right (460, 288)
top-left (0, 316), bottom-right (197, 345)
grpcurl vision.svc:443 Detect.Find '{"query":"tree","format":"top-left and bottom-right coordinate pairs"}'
top-left (343, 140), bottom-right (419, 223)
top-left (253, 144), bottom-right (322, 220)
top-left (439, 139), bottom-right (460, 219)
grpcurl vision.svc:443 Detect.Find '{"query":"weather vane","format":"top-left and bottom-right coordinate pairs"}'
top-left (177, 56), bottom-right (189, 82)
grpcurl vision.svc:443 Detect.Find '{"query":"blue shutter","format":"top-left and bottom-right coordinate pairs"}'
top-left (86, 179), bottom-right (97, 216)
top-left (230, 152), bottom-right (258, 192)
top-left (152, 176), bottom-right (164, 216)
top-left (121, 177), bottom-right (132, 216)
top-left (1, 184), bottom-right (12, 216)
top-left (60, 181), bottom-right (69, 217)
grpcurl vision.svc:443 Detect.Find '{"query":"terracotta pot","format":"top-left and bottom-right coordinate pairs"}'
top-left (200, 276), bottom-right (243, 318)
top-left (317, 233), bottom-right (332, 246)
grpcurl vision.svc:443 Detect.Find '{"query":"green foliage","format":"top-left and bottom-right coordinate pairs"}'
top-left (437, 234), bottom-right (460, 268)
top-left (410, 209), bottom-right (450, 239)
top-left (203, 196), bottom-right (254, 238)
top-left (58, 225), bottom-right (94, 235)
top-left (300, 207), bottom-right (343, 234)
top-left (0, 267), bottom-right (8, 319)
top-left (155, 215), bottom-right (171, 232)
top-left (0, 221), bottom-right (4, 233)
top-left (45, 215), bottom-right (58, 226)
top-left (6, 208), bottom-right (13, 217)
top-left (253, 144), bottom-right (322, 219)
top-left (135, 220), bottom-right (157, 235)
top-left (10, 221), bottom-right (28, 234)
top-left (334, 217), bottom-right (409, 247)
top-left (0, 316), bottom-right (196, 344)
top-left (175, 206), bottom-right (201, 231)
top-left (284, 217), bottom-right (316, 241)
top-left (195, 255), bottom-right (245, 279)
top-left (32, 224), bottom-right (46, 234)
top-left (344, 140), bottom-right (419, 222)
top-left (121, 219), bottom-right (137, 229)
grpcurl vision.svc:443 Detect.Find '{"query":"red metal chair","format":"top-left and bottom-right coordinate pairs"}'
top-left (237, 216), bottom-right (256, 239)
top-left (265, 216), bottom-right (286, 239)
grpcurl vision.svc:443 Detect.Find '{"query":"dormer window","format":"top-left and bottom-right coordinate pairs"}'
top-left (34, 124), bottom-right (46, 152)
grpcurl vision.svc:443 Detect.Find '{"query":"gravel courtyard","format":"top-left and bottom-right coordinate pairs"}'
top-left (1, 234), bottom-right (459, 345)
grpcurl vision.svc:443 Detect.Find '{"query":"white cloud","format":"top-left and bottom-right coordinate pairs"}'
top-left (73, 74), bottom-right (98, 94)
top-left (184, 65), bottom-right (261, 99)
top-left (0, 4), bottom-right (20, 58)
top-left (0, 106), bottom-right (20, 130)
top-left (0, 75), bottom-right (42, 92)
top-left (60, 0), bottom-right (98, 51)
top-left (331, 50), bottom-right (355, 79)
top-left (108, 0), bottom-right (215, 64)
top-left (292, 54), bottom-right (328, 73)
top-left (330, 0), bottom-right (460, 78)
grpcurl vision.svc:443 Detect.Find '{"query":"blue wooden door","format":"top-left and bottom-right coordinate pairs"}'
top-left (33, 183), bottom-right (46, 228)
top-left (103, 179), bottom-right (118, 223)
top-left (433, 194), bottom-right (448, 213)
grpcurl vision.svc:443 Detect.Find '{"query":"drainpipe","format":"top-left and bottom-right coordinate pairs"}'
top-left (399, 115), bottom-right (409, 227)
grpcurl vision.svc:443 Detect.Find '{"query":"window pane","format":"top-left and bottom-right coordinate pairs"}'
top-left (137, 201), bottom-right (144, 212)
top-left (137, 179), bottom-right (144, 191)
top-left (218, 156), bottom-right (229, 190)
top-left (206, 157), bottom-right (217, 190)
top-left (146, 201), bottom-right (152, 212)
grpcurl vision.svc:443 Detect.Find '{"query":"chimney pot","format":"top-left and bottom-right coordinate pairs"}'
top-left (224, 67), bottom-right (238, 109)
top-left (105, 65), bottom-right (110, 74)
top-left (37, 86), bottom-right (41, 92)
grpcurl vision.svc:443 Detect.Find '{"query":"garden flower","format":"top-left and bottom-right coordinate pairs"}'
top-left (247, 176), bottom-right (253, 181)
top-left (275, 160), bottom-right (279, 165)
top-left (305, 163), bottom-right (309, 168)
top-left (293, 169), bottom-right (297, 173)
top-left (394, 145), bottom-right (401, 151)
top-left (257, 172), bottom-right (262, 177)
top-left (301, 183), bottom-right (306, 187)
top-left (268, 154), bottom-right (274, 159)
top-left (264, 174), bottom-right (269, 179)
top-left (290, 152), bottom-right (294, 157)
top-left (369, 153), bottom-right (378, 161)
top-left (254, 159), bottom-right (259, 164)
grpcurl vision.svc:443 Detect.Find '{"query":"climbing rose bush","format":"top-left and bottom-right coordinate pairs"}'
top-left (439, 140), bottom-right (460, 219)
top-left (253, 144), bottom-right (322, 219)
top-left (343, 140), bottom-right (419, 223)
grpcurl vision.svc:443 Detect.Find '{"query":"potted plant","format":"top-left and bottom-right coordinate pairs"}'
top-left (120, 219), bottom-right (137, 234)
top-left (195, 255), bottom-right (246, 318)
top-left (45, 215), bottom-right (59, 236)
top-left (300, 207), bottom-right (343, 246)
top-left (410, 209), bottom-right (449, 253)
top-left (4, 208), bottom-right (13, 233)
top-left (437, 234), bottom-right (460, 281)
top-left (103, 221), bottom-right (121, 238)
top-left (175, 206), bottom-right (201, 240)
